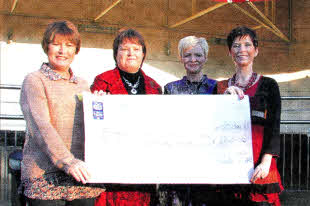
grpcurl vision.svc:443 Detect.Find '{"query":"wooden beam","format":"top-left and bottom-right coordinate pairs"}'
top-left (94, 0), bottom-right (122, 22)
top-left (271, 0), bottom-right (276, 24)
top-left (252, 25), bottom-right (263, 30)
top-left (231, 4), bottom-right (289, 42)
top-left (247, 2), bottom-right (288, 41)
top-left (264, 0), bottom-right (269, 16)
top-left (169, 2), bottom-right (228, 28)
top-left (11, 0), bottom-right (18, 13)
top-left (192, 0), bottom-right (197, 15)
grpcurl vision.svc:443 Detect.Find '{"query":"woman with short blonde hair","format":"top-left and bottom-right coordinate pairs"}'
top-left (164, 35), bottom-right (216, 95)
top-left (178, 35), bottom-right (209, 59)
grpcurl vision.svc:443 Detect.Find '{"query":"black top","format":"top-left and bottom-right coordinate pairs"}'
top-left (250, 76), bottom-right (281, 156)
top-left (118, 68), bottom-right (145, 94)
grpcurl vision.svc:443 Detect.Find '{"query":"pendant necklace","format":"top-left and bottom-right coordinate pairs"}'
top-left (231, 72), bottom-right (257, 91)
top-left (122, 76), bottom-right (141, 94)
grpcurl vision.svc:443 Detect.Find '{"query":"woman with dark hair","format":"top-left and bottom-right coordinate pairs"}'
top-left (20, 20), bottom-right (104, 206)
top-left (91, 28), bottom-right (161, 206)
top-left (91, 28), bottom-right (161, 95)
top-left (216, 26), bottom-right (283, 206)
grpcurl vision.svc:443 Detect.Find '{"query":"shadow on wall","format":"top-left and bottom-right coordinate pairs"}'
top-left (0, 42), bottom-right (178, 88)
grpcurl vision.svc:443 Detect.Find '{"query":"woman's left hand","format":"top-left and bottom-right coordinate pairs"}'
top-left (250, 154), bottom-right (272, 183)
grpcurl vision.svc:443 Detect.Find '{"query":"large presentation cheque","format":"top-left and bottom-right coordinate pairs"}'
top-left (83, 93), bottom-right (254, 184)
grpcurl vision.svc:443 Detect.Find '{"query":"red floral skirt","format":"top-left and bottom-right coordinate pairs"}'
top-left (95, 191), bottom-right (150, 206)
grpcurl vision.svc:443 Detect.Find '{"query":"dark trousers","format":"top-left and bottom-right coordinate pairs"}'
top-left (26, 197), bottom-right (95, 206)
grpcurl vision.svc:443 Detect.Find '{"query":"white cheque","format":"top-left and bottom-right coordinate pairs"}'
top-left (83, 93), bottom-right (254, 184)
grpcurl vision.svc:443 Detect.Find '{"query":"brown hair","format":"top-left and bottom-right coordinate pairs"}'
top-left (42, 20), bottom-right (81, 54)
top-left (113, 29), bottom-right (146, 65)
top-left (227, 26), bottom-right (258, 51)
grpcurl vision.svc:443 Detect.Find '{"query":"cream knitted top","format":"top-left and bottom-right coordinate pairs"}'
top-left (20, 64), bottom-right (105, 200)
top-left (20, 64), bottom-right (89, 180)
top-left (20, 63), bottom-right (89, 182)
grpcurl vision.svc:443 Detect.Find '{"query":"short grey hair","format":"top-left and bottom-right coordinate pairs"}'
top-left (178, 36), bottom-right (209, 59)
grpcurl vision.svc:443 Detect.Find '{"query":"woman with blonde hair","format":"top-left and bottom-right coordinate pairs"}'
top-left (161, 36), bottom-right (216, 206)
top-left (164, 35), bottom-right (216, 95)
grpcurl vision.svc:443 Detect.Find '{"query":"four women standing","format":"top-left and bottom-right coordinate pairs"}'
top-left (20, 21), bottom-right (283, 206)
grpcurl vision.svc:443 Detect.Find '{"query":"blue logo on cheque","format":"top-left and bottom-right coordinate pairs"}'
top-left (92, 101), bottom-right (104, 120)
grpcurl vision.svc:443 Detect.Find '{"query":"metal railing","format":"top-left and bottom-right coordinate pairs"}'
top-left (0, 84), bottom-right (310, 202)
top-left (0, 84), bottom-right (21, 90)
top-left (279, 133), bottom-right (310, 191)
top-left (0, 130), bottom-right (25, 203)
top-left (281, 96), bottom-right (310, 125)
top-left (279, 96), bottom-right (310, 192)
top-left (1, 84), bottom-right (310, 124)
top-left (0, 114), bottom-right (24, 120)
top-left (0, 84), bottom-right (24, 121)
top-left (0, 85), bottom-right (24, 203)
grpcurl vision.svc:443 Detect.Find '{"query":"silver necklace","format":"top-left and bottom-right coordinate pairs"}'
top-left (122, 76), bottom-right (140, 94)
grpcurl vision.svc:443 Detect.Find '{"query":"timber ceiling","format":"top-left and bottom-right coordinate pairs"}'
top-left (1, 0), bottom-right (291, 42)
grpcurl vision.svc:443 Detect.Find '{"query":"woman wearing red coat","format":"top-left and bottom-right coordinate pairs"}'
top-left (91, 29), bottom-right (162, 206)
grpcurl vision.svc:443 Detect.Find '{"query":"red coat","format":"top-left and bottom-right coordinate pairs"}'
top-left (91, 68), bottom-right (162, 94)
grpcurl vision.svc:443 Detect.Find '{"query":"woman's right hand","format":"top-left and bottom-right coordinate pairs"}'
top-left (93, 90), bottom-right (109, 95)
top-left (66, 159), bottom-right (91, 184)
top-left (224, 86), bottom-right (244, 99)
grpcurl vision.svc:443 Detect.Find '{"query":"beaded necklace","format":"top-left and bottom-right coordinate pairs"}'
top-left (230, 72), bottom-right (257, 91)
top-left (122, 76), bottom-right (141, 94)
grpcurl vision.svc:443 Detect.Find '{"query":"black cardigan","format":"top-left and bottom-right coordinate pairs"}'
top-left (218, 76), bottom-right (281, 157)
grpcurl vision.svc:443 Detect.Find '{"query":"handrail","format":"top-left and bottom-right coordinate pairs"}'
top-left (1, 114), bottom-right (308, 124)
top-left (0, 84), bottom-right (309, 123)
top-left (0, 114), bottom-right (24, 120)
top-left (282, 96), bottom-right (310, 100)
top-left (0, 84), bottom-right (21, 90)
top-left (1, 84), bottom-right (310, 99)
top-left (281, 120), bottom-right (310, 124)
top-left (281, 97), bottom-right (310, 124)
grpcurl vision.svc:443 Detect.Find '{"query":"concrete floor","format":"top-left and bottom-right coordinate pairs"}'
top-left (0, 201), bottom-right (10, 206)
top-left (280, 191), bottom-right (310, 206)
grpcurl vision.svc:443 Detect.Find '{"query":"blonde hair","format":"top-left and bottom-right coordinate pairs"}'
top-left (178, 36), bottom-right (209, 59)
